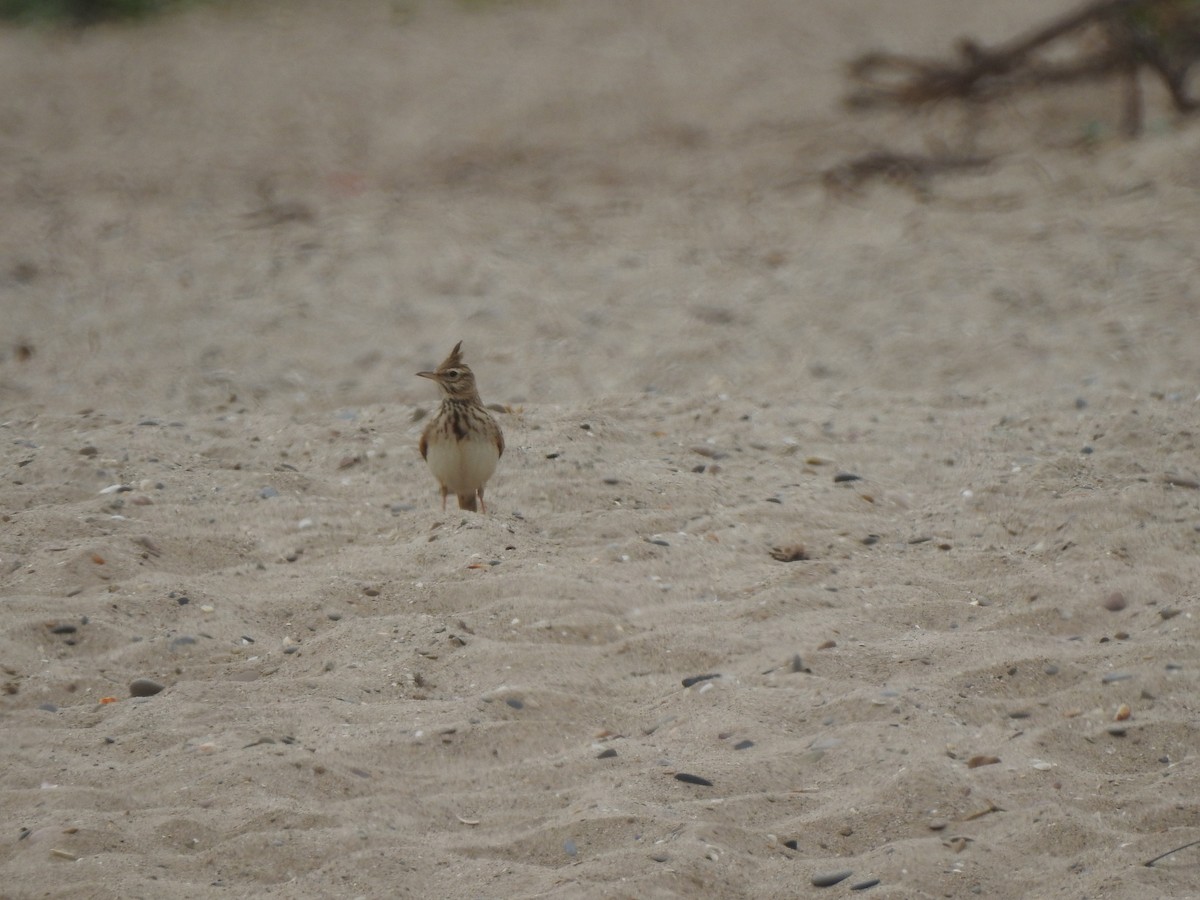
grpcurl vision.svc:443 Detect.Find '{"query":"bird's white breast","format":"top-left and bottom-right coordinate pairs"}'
top-left (425, 433), bottom-right (499, 494)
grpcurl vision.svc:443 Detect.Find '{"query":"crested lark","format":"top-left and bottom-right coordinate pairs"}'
top-left (417, 341), bottom-right (504, 513)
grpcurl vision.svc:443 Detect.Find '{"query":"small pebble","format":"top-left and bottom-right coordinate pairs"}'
top-left (850, 879), bottom-right (881, 891)
top-left (674, 772), bottom-right (713, 786)
top-left (682, 673), bottom-right (720, 688)
top-left (812, 870), bottom-right (854, 887)
top-left (1044, 664), bottom-right (1059, 676)
top-left (38, 703), bottom-right (58, 713)
top-left (770, 544), bottom-right (809, 562)
top-left (649, 852), bottom-right (669, 863)
top-left (783, 839), bottom-right (799, 850)
top-left (833, 473), bottom-right (862, 483)
top-left (1159, 608), bottom-right (1181, 620)
top-left (505, 698), bottom-right (524, 710)
top-left (1102, 592), bottom-right (1127, 612)
top-left (1107, 725), bottom-right (1128, 737)
top-left (1101, 672), bottom-right (1133, 683)
top-left (563, 839), bottom-right (577, 857)
top-left (259, 486), bottom-right (279, 499)
top-left (1115, 704), bottom-right (1131, 721)
top-left (597, 748), bottom-right (617, 759)
top-left (49, 624), bottom-right (77, 635)
top-left (129, 678), bottom-right (164, 697)
top-left (967, 755), bottom-right (1000, 768)
top-left (733, 739), bottom-right (754, 750)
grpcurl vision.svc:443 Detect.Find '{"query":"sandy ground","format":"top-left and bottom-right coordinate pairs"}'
top-left (2, 1), bottom-right (1200, 897)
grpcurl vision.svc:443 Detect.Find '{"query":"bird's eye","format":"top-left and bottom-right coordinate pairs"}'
top-left (444, 369), bottom-right (461, 379)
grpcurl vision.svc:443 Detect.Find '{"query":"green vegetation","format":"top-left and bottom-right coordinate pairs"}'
top-left (0, 0), bottom-right (197, 25)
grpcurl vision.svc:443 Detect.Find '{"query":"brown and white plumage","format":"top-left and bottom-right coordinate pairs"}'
top-left (417, 341), bottom-right (504, 513)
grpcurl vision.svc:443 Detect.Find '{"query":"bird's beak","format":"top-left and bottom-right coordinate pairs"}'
top-left (416, 371), bottom-right (438, 381)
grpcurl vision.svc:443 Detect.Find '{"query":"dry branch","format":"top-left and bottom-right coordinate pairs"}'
top-left (844, 0), bottom-right (1200, 134)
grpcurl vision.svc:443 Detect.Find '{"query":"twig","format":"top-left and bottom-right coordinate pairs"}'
top-left (1144, 838), bottom-right (1200, 867)
top-left (822, 151), bottom-right (992, 196)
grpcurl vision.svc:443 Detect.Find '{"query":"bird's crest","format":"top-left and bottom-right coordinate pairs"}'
top-left (439, 341), bottom-right (465, 371)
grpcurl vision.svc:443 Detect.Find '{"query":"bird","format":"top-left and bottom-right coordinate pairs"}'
top-left (417, 341), bottom-right (504, 513)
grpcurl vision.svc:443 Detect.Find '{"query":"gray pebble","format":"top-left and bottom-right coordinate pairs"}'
top-left (1102, 592), bottom-right (1127, 612)
top-left (597, 748), bottom-right (617, 759)
top-left (129, 678), bottom-right (164, 697)
top-left (733, 739), bottom-right (755, 750)
top-left (38, 703), bottom-right (58, 713)
top-left (258, 486), bottom-right (279, 499)
top-left (1102, 672), bottom-right (1133, 683)
top-left (851, 878), bottom-right (881, 891)
top-left (563, 839), bottom-right (577, 857)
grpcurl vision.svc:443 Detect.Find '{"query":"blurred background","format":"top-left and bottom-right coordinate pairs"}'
top-left (2, 0), bottom-right (1198, 417)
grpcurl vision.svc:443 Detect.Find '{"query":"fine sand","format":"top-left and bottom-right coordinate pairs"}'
top-left (2, 2), bottom-right (1199, 897)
